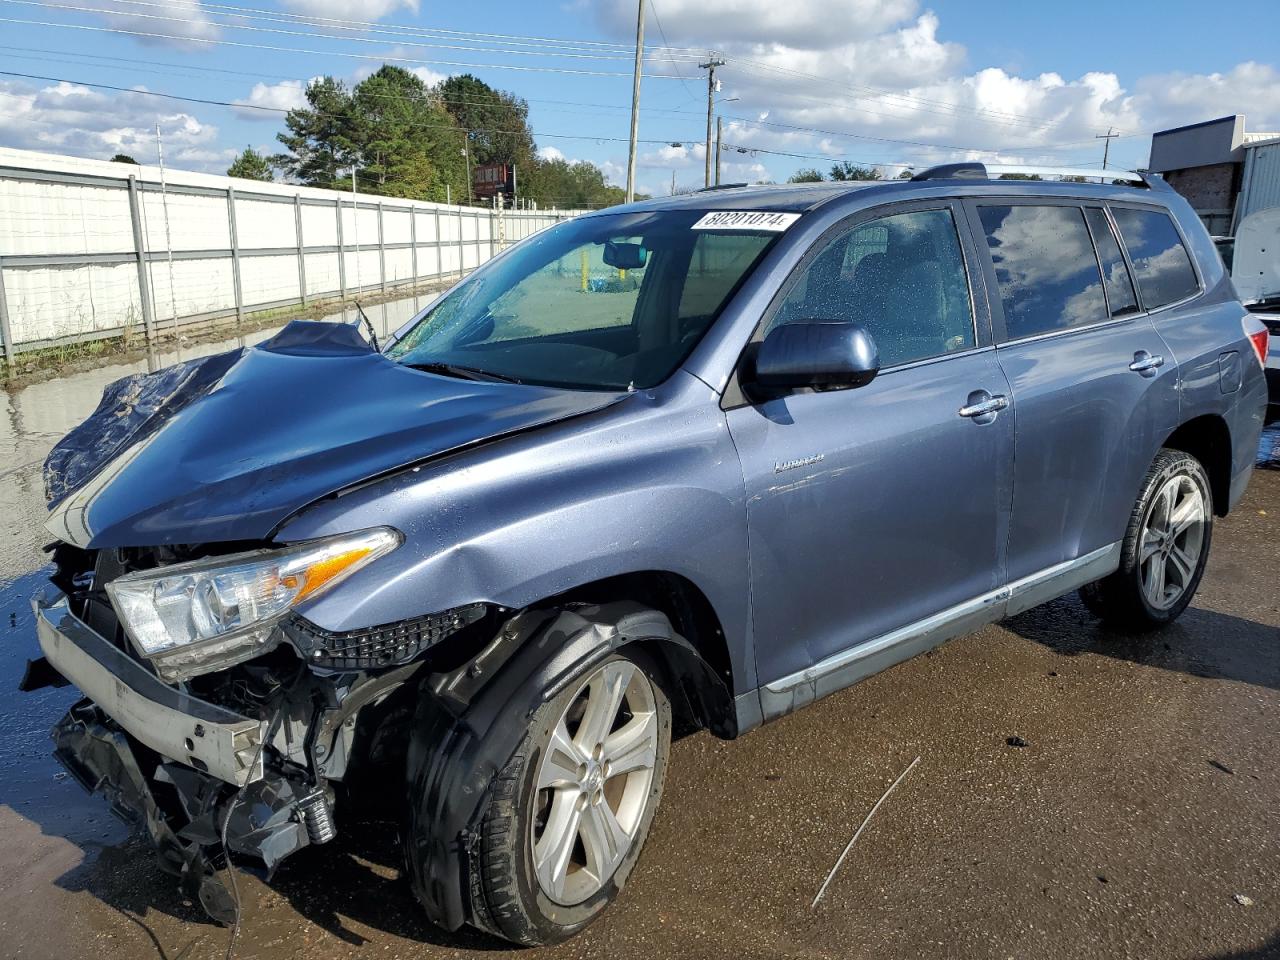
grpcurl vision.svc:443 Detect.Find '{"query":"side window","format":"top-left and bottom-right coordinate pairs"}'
top-left (978, 204), bottom-right (1106, 339)
top-left (1110, 207), bottom-right (1200, 309)
top-left (1083, 207), bottom-right (1139, 316)
top-left (772, 208), bottom-right (975, 368)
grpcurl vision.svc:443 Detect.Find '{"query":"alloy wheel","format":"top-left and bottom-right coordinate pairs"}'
top-left (1138, 473), bottom-right (1207, 610)
top-left (529, 659), bottom-right (659, 906)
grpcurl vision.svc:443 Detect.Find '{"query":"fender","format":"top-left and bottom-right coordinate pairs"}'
top-left (403, 602), bottom-right (727, 931)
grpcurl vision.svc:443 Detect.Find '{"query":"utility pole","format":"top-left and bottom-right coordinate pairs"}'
top-left (699, 56), bottom-right (725, 187)
top-left (1096, 127), bottom-right (1119, 169)
top-left (625, 0), bottom-right (645, 204)
top-left (715, 116), bottom-right (723, 186)
top-left (463, 133), bottom-right (472, 202)
top-left (670, 170), bottom-right (676, 196)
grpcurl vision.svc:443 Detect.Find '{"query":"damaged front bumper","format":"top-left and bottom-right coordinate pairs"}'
top-left (32, 591), bottom-right (332, 924)
top-left (34, 591), bottom-right (264, 785)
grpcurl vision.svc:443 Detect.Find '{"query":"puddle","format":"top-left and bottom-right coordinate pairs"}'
top-left (1259, 422), bottom-right (1280, 469)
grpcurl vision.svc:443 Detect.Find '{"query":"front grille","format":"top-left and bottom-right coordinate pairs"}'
top-left (283, 605), bottom-right (486, 671)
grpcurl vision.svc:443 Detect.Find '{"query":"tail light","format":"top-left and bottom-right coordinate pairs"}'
top-left (1245, 315), bottom-right (1270, 367)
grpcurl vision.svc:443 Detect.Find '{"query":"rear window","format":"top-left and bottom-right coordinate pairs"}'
top-left (1111, 207), bottom-right (1200, 309)
top-left (978, 204), bottom-right (1107, 340)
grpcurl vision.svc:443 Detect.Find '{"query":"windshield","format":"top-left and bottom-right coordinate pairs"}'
top-left (386, 210), bottom-right (782, 390)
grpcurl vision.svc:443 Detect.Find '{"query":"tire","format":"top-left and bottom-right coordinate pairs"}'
top-left (462, 648), bottom-right (671, 945)
top-left (1079, 448), bottom-right (1213, 631)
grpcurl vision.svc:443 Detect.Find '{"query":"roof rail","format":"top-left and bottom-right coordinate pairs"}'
top-left (911, 162), bottom-right (1148, 186)
top-left (698, 182), bottom-right (750, 191)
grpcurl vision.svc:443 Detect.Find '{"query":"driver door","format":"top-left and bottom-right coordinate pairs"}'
top-left (723, 201), bottom-right (1014, 713)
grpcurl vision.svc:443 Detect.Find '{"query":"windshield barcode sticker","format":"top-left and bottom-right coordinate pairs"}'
top-left (691, 211), bottom-right (801, 232)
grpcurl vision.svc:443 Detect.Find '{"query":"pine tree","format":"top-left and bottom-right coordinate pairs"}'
top-left (227, 146), bottom-right (273, 181)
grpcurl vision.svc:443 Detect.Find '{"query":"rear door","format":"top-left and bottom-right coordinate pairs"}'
top-left (965, 199), bottom-right (1181, 594)
top-left (725, 201), bottom-right (1014, 698)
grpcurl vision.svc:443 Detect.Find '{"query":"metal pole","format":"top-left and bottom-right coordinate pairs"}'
top-left (0, 265), bottom-right (14, 375)
top-left (294, 194), bottom-right (308, 306)
top-left (457, 207), bottom-right (465, 279)
top-left (154, 124), bottom-right (181, 342)
top-left (715, 116), bottom-right (723, 186)
top-left (377, 201), bottom-right (387, 293)
top-left (464, 134), bottom-right (472, 203)
top-left (351, 167), bottom-right (361, 294)
top-left (335, 197), bottom-right (347, 300)
top-left (625, 0), bottom-right (646, 204)
top-left (410, 205), bottom-right (419, 284)
top-left (126, 175), bottom-right (156, 345)
top-left (699, 58), bottom-right (725, 188)
top-left (226, 186), bottom-right (245, 329)
top-left (433, 206), bottom-right (442, 280)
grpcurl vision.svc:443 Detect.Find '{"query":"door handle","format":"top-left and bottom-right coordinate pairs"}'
top-left (958, 393), bottom-right (1009, 419)
top-left (1129, 351), bottom-right (1165, 374)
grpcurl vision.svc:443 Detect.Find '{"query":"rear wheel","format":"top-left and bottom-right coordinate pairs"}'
top-left (468, 650), bottom-right (671, 945)
top-left (1080, 448), bottom-right (1212, 630)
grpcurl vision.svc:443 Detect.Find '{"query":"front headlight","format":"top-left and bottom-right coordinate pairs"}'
top-left (105, 527), bottom-right (401, 681)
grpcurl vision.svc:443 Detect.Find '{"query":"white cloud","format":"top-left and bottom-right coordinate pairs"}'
top-left (279, 0), bottom-right (419, 21)
top-left (598, 0), bottom-right (916, 51)
top-left (538, 145), bottom-right (566, 162)
top-left (46, 0), bottom-right (220, 47)
top-left (590, 0), bottom-right (1280, 176)
top-left (0, 79), bottom-right (234, 172)
top-left (232, 80), bottom-right (311, 120)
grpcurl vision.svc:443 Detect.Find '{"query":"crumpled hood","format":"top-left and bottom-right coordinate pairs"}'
top-left (45, 320), bottom-right (624, 548)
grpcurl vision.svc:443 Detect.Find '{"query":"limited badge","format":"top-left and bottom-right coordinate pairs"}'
top-left (691, 211), bottom-right (801, 231)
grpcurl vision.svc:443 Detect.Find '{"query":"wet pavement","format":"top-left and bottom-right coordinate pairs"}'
top-left (1, 311), bottom-right (1277, 959)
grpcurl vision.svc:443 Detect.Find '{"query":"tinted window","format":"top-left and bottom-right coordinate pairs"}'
top-left (1083, 207), bottom-right (1139, 316)
top-left (679, 233), bottom-right (770, 321)
top-left (1111, 207), bottom-right (1200, 309)
top-left (978, 204), bottom-right (1106, 339)
top-left (772, 208), bottom-right (975, 367)
top-left (388, 210), bottom-right (777, 390)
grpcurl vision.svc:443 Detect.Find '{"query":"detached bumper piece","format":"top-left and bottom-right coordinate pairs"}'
top-left (34, 591), bottom-right (337, 924)
top-left (33, 591), bottom-right (263, 786)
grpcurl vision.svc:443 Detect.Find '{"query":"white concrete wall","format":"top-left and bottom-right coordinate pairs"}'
top-left (0, 147), bottom-right (580, 355)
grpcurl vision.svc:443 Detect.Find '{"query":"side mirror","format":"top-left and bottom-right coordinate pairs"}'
top-left (751, 321), bottom-right (880, 393)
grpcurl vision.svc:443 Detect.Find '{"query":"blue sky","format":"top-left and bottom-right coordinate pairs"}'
top-left (0, 0), bottom-right (1277, 196)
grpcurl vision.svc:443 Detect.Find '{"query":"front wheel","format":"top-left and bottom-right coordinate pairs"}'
top-left (1080, 448), bottom-right (1213, 630)
top-left (467, 650), bottom-right (671, 945)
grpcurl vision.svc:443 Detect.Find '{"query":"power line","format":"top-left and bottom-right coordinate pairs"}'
top-left (99, 0), bottom-right (709, 55)
top-left (3, 0), bottom-right (708, 63)
top-left (0, 68), bottom-right (689, 146)
top-left (0, 14), bottom-right (696, 79)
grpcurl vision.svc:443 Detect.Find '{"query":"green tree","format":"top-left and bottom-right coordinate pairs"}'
top-left (788, 167), bottom-right (825, 183)
top-left (829, 162), bottom-right (881, 181)
top-left (523, 157), bottom-right (628, 209)
top-left (110, 153), bottom-right (138, 164)
top-left (437, 74), bottom-right (536, 173)
top-left (227, 146), bottom-right (273, 181)
top-left (274, 76), bottom-right (359, 189)
top-left (273, 69), bottom-right (468, 202)
top-left (896, 168), bottom-right (913, 179)
top-left (350, 66), bottom-right (466, 201)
